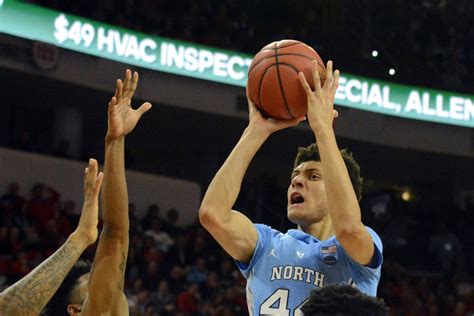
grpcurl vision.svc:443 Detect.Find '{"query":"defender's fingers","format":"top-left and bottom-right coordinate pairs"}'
top-left (137, 102), bottom-right (152, 117)
top-left (123, 69), bottom-right (132, 96)
top-left (298, 72), bottom-right (312, 95)
top-left (127, 71), bottom-right (139, 99)
top-left (115, 79), bottom-right (123, 99)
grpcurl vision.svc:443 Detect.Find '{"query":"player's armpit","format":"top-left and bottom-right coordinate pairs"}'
top-left (200, 209), bottom-right (258, 263)
top-left (336, 224), bottom-right (375, 266)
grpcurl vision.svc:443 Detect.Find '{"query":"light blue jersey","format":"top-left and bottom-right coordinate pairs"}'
top-left (236, 224), bottom-right (383, 316)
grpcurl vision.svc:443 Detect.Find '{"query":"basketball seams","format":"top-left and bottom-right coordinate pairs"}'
top-left (274, 42), bottom-right (296, 119)
top-left (248, 53), bottom-right (318, 74)
top-left (257, 64), bottom-right (275, 117)
top-left (259, 41), bottom-right (302, 51)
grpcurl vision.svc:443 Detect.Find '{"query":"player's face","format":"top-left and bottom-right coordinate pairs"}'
top-left (287, 161), bottom-right (328, 226)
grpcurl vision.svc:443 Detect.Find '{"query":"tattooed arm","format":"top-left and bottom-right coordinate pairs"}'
top-left (82, 70), bottom-right (151, 315)
top-left (0, 159), bottom-right (103, 316)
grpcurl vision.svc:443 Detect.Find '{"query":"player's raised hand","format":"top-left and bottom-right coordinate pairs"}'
top-left (75, 158), bottom-right (103, 246)
top-left (246, 90), bottom-right (305, 136)
top-left (298, 60), bottom-right (339, 133)
top-left (107, 69), bottom-right (152, 139)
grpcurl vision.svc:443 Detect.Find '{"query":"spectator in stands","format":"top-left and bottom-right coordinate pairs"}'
top-left (428, 222), bottom-right (464, 273)
top-left (141, 203), bottom-right (161, 231)
top-left (24, 183), bottom-right (60, 232)
top-left (164, 208), bottom-right (182, 237)
top-left (144, 219), bottom-right (174, 253)
top-left (176, 283), bottom-right (200, 315)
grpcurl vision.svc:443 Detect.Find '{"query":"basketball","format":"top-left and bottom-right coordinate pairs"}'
top-left (247, 39), bottom-right (326, 120)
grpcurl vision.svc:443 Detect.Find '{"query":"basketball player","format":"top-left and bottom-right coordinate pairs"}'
top-left (44, 69), bottom-right (151, 315)
top-left (199, 61), bottom-right (382, 315)
top-left (0, 158), bottom-right (103, 316)
top-left (301, 284), bottom-right (389, 316)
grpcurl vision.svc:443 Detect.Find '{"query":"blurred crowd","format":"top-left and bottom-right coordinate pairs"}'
top-left (27, 0), bottom-right (474, 92)
top-left (1, 177), bottom-right (474, 315)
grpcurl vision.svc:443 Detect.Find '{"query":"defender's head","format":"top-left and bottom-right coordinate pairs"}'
top-left (288, 143), bottom-right (363, 227)
top-left (301, 284), bottom-right (388, 316)
top-left (43, 261), bottom-right (91, 315)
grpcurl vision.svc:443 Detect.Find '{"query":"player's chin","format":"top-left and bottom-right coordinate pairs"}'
top-left (287, 204), bottom-right (308, 223)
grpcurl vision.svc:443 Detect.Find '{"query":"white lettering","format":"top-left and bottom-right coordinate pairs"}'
top-left (167, 44), bottom-right (184, 68)
top-left (422, 92), bottom-right (436, 116)
top-left (450, 97), bottom-right (464, 120)
top-left (314, 271), bottom-right (325, 287)
top-left (271, 267), bottom-right (282, 281)
top-left (304, 268), bottom-right (314, 284)
top-left (125, 35), bottom-right (140, 60)
top-left (283, 266), bottom-right (293, 280)
top-left (335, 77), bottom-right (346, 100)
top-left (97, 27), bottom-right (114, 53)
top-left (405, 91), bottom-right (422, 113)
top-left (367, 84), bottom-right (383, 107)
top-left (436, 95), bottom-right (449, 118)
top-left (346, 79), bottom-right (362, 103)
top-left (293, 267), bottom-right (304, 281)
top-left (198, 50), bottom-right (214, 73)
top-left (139, 38), bottom-right (156, 63)
top-left (160, 42), bottom-right (167, 65)
top-left (113, 32), bottom-right (128, 56)
top-left (464, 98), bottom-right (474, 121)
top-left (361, 82), bottom-right (369, 104)
top-left (184, 47), bottom-right (199, 71)
top-left (228, 56), bottom-right (245, 80)
top-left (213, 52), bottom-right (228, 77)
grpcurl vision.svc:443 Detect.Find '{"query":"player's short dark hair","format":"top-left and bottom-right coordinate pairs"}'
top-left (42, 260), bottom-right (91, 316)
top-left (293, 143), bottom-right (364, 201)
top-left (301, 284), bottom-right (389, 316)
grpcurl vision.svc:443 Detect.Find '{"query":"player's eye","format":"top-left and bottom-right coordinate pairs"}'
top-left (309, 174), bottom-right (319, 180)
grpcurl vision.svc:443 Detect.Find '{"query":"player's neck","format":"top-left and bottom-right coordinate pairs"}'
top-left (300, 215), bottom-right (334, 240)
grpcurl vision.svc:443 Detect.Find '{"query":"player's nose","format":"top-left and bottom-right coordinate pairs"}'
top-left (291, 175), bottom-right (304, 188)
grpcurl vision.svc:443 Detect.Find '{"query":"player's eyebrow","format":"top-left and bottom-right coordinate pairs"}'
top-left (291, 168), bottom-right (321, 178)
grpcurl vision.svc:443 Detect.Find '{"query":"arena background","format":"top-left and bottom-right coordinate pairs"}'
top-left (0, 1), bottom-right (474, 315)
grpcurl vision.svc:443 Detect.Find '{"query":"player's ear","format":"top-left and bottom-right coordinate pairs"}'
top-left (67, 304), bottom-right (82, 315)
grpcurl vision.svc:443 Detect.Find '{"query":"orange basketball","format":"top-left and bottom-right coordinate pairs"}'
top-left (247, 39), bottom-right (326, 120)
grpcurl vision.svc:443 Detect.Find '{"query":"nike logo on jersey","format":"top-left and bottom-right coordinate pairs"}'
top-left (267, 249), bottom-right (277, 258)
top-left (297, 251), bottom-right (304, 259)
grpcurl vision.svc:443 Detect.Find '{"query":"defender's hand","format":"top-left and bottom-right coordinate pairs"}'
top-left (74, 158), bottom-right (103, 246)
top-left (107, 69), bottom-right (152, 139)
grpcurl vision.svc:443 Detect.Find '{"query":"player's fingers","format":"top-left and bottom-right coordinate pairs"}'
top-left (123, 69), bottom-right (132, 97)
top-left (127, 71), bottom-right (139, 99)
top-left (137, 102), bottom-right (152, 117)
top-left (325, 60), bottom-right (333, 88)
top-left (93, 171), bottom-right (104, 196)
top-left (83, 167), bottom-right (89, 191)
top-left (333, 109), bottom-right (339, 119)
top-left (116, 79), bottom-right (123, 100)
top-left (298, 72), bottom-right (312, 95)
top-left (312, 61), bottom-right (323, 96)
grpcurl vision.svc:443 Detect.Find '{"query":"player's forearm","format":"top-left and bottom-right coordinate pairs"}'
top-left (200, 126), bottom-right (268, 222)
top-left (0, 233), bottom-right (88, 316)
top-left (103, 136), bottom-right (129, 234)
top-left (314, 128), bottom-right (362, 232)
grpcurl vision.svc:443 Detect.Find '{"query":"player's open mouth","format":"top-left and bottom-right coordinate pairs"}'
top-left (290, 192), bottom-right (305, 205)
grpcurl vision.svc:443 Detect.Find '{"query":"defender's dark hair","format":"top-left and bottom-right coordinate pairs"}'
top-left (293, 144), bottom-right (364, 201)
top-left (42, 260), bottom-right (91, 316)
top-left (301, 284), bottom-right (389, 316)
